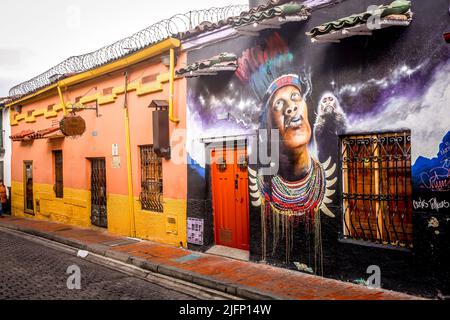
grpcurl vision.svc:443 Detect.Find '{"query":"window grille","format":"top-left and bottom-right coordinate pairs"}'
top-left (90, 158), bottom-right (107, 228)
top-left (341, 131), bottom-right (413, 248)
top-left (53, 150), bottom-right (63, 198)
top-left (139, 145), bottom-right (163, 212)
top-left (0, 161), bottom-right (4, 181)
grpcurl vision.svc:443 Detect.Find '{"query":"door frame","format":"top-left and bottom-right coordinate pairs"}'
top-left (23, 160), bottom-right (34, 215)
top-left (208, 139), bottom-right (250, 251)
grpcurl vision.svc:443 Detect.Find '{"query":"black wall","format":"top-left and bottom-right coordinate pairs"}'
top-left (186, 0), bottom-right (450, 298)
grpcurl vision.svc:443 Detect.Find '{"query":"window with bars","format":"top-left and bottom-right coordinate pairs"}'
top-left (0, 161), bottom-right (4, 181)
top-left (53, 150), bottom-right (63, 198)
top-left (139, 145), bottom-right (163, 212)
top-left (341, 131), bottom-right (413, 248)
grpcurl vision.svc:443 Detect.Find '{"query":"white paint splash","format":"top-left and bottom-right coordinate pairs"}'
top-left (187, 93), bottom-right (259, 167)
top-left (338, 62), bottom-right (426, 98)
top-left (77, 250), bottom-right (89, 258)
top-left (349, 60), bottom-right (450, 163)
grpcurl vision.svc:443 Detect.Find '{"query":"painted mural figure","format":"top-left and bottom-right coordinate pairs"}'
top-left (314, 92), bottom-right (348, 163)
top-left (243, 62), bottom-right (337, 272)
top-left (249, 75), bottom-right (336, 219)
top-left (233, 34), bottom-right (338, 272)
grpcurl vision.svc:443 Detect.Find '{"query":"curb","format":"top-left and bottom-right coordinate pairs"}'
top-left (0, 222), bottom-right (281, 300)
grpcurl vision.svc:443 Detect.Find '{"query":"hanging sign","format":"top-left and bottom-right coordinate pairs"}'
top-left (60, 115), bottom-right (86, 136)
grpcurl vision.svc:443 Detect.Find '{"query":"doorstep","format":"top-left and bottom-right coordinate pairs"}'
top-left (206, 245), bottom-right (250, 262)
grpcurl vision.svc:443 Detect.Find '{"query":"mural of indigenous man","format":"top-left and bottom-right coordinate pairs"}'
top-left (252, 75), bottom-right (337, 218)
top-left (240, 34), bottom-right (337, 273)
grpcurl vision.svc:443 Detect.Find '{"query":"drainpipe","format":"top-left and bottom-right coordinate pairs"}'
top-left (169, 48), bottom-right (180, 123)
top-left (123, 71), bottom-right (137, 237)
top-left (57, 85), bottom-right (68, 115)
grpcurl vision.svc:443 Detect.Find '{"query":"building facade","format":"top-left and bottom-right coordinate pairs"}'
top-left (7, 39), bottom-right (189, 247)
top-left (4, 0), bottom-right (449, 299)
top-left (182, 0), bottom-right (450, 298)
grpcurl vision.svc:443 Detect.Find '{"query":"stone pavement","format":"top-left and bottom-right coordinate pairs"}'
top-left (0, 216), bottom-right (421, 300)
top-left (0, 230), bottom-right (195, 300)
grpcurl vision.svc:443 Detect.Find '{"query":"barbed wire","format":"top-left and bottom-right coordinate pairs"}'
top-left (9, 4), bottom-right (249, 98)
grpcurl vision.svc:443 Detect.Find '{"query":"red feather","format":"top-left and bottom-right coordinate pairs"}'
top-left (235, 32), bottom-right (289, 83)
top-left (444, 32), bottom-right (450, 43)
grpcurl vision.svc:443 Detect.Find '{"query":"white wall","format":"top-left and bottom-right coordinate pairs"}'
top-left (1, 107), bottom-right (11, 197)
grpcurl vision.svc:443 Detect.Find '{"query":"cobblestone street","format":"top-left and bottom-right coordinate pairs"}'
top-left (0, 230), bottom-right (196, 300)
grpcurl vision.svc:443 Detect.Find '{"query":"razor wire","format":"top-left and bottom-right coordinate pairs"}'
top-left (9, 4), bottom-right (248, 98)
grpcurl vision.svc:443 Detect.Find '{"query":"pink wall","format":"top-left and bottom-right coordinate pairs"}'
top-left (11, 51), bottom-right (187, 200)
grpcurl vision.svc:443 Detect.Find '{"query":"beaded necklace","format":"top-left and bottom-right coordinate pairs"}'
top-left (262, 159), bottom-right (326, 216)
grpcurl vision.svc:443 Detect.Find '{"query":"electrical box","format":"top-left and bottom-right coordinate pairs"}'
top-left (152, 109), bottom-right (170, 160)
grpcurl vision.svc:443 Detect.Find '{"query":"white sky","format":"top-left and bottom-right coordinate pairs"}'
top-left (0, 0), bottom-right (248, 97)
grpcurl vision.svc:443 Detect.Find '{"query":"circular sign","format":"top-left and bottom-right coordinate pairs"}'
top-left (60, 115), bottom-right (86, 136)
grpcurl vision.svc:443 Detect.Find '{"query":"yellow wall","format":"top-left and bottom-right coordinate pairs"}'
top-left (134, 197), bottom-right (187, 247)
top-left (11, 181), bottom-right (92, 228)
top-left (11, 181), bottom-right (187, 247)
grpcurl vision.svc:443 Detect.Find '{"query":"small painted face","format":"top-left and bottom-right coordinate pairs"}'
top-left (321, 95), bottom-right (336, 113)
top-left (269, 85), bottom-right (311, 150)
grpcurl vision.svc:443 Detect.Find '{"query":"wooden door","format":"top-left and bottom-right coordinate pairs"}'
top-left (211, 146), bottom-right (249, 251)
top-left (23, 161), bottom-right (34, 215)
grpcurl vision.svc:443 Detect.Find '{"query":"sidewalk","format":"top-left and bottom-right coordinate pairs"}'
top-left (0, 216), bottom-right (420, 300)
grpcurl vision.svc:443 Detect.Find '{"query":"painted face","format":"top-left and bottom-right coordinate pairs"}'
top-left (321, 95), bottom-right (336, 113)
top-left (269, 85), bottom-right (311, 150)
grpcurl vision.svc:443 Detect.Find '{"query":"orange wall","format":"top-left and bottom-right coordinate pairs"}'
top-left (127, 62), bottom-right (187, 200)
top-left (11, 52), bottom-right (187, 200)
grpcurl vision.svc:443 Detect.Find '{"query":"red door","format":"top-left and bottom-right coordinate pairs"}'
top-left (211, 146), bottom-right (249, 251)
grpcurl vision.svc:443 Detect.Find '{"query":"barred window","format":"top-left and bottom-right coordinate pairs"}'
top-left (341, 131), bottom-right (413, 248)
top-left (53, 150), bottom-right (63, 198)
top-left (139, 145), bottom-right (163, 212)
top-left (0, 161), bottom-right (4, 181)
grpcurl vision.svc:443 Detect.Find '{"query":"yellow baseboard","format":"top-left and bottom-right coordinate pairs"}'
top-left (10, 181), bottom-right (187, 247)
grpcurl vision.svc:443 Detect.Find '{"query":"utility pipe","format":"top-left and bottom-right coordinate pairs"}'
top-left (123, 71), bottom-right (137, 237)
top-left (169, 48), bottom-right (179, 123)
top-left (57, 85), bottom-right (68, 115)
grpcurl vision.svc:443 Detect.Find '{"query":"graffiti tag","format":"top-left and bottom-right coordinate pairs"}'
top-left (413, 197), bottom-right (450, 212)
top-left (419, 168), bottom-right (450, 192)
top-left (440, 142), bottom-right (450, 159)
